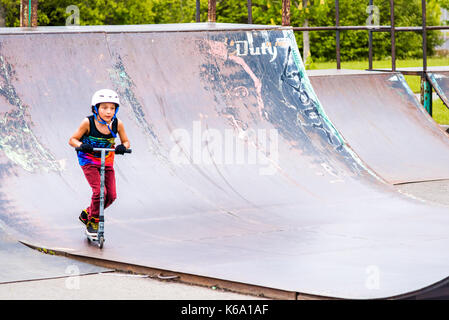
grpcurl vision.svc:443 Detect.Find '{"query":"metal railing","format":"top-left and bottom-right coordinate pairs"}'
top-left (201, 0), bottom-right (449, 72)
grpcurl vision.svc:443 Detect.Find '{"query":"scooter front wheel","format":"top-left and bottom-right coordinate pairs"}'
top-left (99, 236), bottom-right (104, 249)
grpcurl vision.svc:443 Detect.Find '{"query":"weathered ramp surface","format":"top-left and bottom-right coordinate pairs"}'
top-left (1, 24), bottom-right (449, 299)
top-left (428, 70), bottom-right (449, 108)
top-left (308, 69), bottom-right (449, 184)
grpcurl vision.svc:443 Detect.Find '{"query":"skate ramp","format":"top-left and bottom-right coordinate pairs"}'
top-left (308, 69), bottom-right (449, 184)
top-left (427, 70), bottom-right (449, 108)
top-left (389, 66), bottom-right (449, 109)
top-left (1, 24), bottom-right (449, 299)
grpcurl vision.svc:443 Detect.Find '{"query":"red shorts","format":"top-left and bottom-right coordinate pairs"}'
top-left (81, 164), bottom-right (117, 219)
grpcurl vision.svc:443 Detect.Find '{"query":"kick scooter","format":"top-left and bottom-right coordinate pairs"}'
top-left (76, 146), bottom-right (132, 248)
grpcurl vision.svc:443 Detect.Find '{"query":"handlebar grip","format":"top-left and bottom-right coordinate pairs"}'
top-left (75, 147), bottom-right (82, 152)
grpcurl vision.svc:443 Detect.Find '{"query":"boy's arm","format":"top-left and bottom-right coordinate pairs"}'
top-left (68, 118), bottom-right (89, 148)
top-left (117, 119), bottom-right (130, 149)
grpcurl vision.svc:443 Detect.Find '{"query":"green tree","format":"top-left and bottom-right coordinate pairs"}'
top-left (0, 0), bottom-right (444, 61)
top-left (290, 0), bottom-right (443, 61)
top-left (0, 0), bottom-right (202, 26)
top-left (437, 0), bottom-right (449, 10)
top-left (0, 0), bottom-right (19, 27)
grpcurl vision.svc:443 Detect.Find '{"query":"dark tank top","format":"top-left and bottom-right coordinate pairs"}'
top-left (77, 115), bottom-right (118, 167)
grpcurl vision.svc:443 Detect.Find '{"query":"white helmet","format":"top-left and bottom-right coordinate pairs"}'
top-left (91, 89), bottom-right (120, 107)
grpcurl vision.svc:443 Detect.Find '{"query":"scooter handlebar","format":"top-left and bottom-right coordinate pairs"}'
top-left (75, 146), bottom-right (132, 153)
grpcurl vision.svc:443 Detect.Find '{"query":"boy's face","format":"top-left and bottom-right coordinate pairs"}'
top-left (98, 102), bottom-right (117, 122)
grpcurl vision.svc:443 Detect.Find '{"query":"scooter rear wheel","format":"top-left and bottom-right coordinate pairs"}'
top-left (99, 237), bottom-right (104, 249)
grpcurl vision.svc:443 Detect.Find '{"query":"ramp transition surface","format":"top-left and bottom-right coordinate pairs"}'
top-left (1, 24), bottom-right (449, 299)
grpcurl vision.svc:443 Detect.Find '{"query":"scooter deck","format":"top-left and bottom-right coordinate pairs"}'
top-left (85, 230), bottom-right (105, 248)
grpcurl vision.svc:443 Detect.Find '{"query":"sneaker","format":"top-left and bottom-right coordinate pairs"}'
top-left (79, 209), bottom-right (88, 226)
top-left (86, 217), bottom-right (99, 238)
